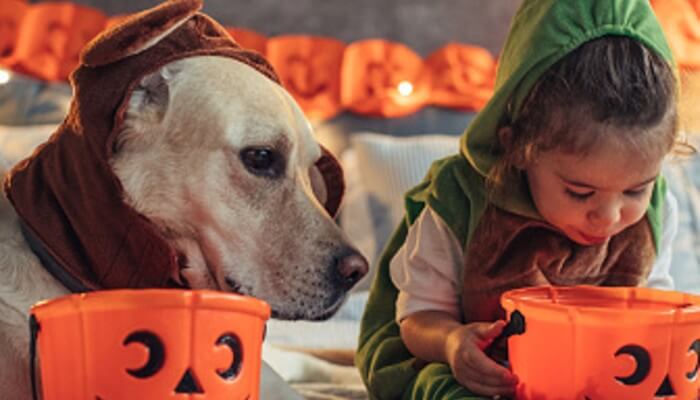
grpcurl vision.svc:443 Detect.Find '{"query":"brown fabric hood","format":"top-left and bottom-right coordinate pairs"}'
top-left (3, 0), bottom-right (344, 290)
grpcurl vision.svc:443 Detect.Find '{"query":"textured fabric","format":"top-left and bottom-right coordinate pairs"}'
top-left (390, 191), bottom-right (678, 325)
top-left (647, 189), bottom-right (678, 290)
top-left (0, 74), bottom-right (71, 125)
top-left (461, 205), bottom-right (656, 325)
top-left (390, 207), bottom-right (463, 322)
top-left (3, 0), bottom-right (343, 291)
top-left (664, 144), bottom-right (700, 295)
top-left (356, 1), bottom-right (677, 399)
top-left (339, 132), bottom-right (459, 291)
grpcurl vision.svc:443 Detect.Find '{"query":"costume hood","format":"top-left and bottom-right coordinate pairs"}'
top-left (3, 0), bottom-right (344, 291)
top-left (448, 0), bottom-right (675, 235)
top-left (462, 0), bottom-right (674, 177)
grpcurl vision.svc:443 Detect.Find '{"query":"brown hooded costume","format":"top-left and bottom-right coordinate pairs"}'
top-left (3, 0), bottom-right (345, 292)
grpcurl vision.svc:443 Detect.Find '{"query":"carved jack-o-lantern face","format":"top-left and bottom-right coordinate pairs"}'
top-left (8, 3), bottom-right (106, 81)
top-left (597, 341), bottom-right (699, 398)
top-left (578, 329), bottom-right (699, 399)
top-left (267, 35), bottom-right (345, 121)
top-left (425, 43), bottom-right (496, 111)
top-left (501, 286), bottom-right (700, 400)
top-left (0, 1), bottom-right (28, 60)
top-left (31, 290), bottom-right (269, 400)
top-left (340, 39), bottom-right (430, 117)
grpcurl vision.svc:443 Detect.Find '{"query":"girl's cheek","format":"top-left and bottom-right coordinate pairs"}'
top-left (622, 203), bottom-right (647, 225)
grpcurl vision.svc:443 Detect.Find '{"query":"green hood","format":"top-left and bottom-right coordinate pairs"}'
top-left (462, 0), bottom-right (674, 177)
top-left (357, 1), bottom-right (676, 400)
top-left (458, 0), bottom-right (676, 235)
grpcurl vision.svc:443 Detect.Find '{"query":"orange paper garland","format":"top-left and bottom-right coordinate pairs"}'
top-left (0, 0), bottom-right (697, 121)
top-left (267, 35), bottom-right (345, 120)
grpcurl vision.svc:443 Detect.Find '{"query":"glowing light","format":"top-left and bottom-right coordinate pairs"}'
top-left (397, 80), bottom-right (413, 96)
top-left (0, 70), bottom-right (10, 85)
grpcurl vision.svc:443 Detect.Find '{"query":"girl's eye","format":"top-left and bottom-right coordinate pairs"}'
top-left (565, 188), bottom-right (594, 201)
top-left (623, 188), bottom-right (648, 197)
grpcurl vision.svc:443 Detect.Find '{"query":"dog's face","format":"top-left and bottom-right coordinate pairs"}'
top-left (109, 56), bottom-right (367, 320)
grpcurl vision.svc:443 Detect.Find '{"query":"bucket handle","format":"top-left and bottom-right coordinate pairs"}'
top-left (29, 314), bottom-right (40, 400)
top-left (498, 309), bottom-right (526, 340)
top-left (486, 309), bottom-right (526, 357)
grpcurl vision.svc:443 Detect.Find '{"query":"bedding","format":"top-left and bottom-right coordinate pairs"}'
top-left (664, 139), bottom-right (700, 294)
top-left (0, 126), bottom-right (698, 400)
top-left (291, 383), bottom-right (369, 400)
top-left (339, 132), bottom-right (461, 290)
top-left (0, 71), bottom-right (71, 125)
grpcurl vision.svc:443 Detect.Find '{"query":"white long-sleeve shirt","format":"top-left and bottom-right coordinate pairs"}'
top-left (390, 191), bottom-right (679, 322)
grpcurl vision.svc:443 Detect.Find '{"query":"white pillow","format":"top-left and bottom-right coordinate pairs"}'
top-left (340, 132), bottom-right (460, 291)
top-left (0, 124), bottom-right (56, 169)
top-left (663, 138), bottom-right (700, 295)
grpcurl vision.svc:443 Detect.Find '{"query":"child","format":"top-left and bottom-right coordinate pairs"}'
top-left (356, 0), bottom-right (684, 398)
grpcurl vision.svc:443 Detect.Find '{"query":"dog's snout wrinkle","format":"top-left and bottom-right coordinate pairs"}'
top-left (335, 251), bottom-right (368, 290)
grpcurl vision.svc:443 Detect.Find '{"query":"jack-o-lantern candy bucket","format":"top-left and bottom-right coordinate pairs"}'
top-left (501, 286), bottom-right (700, 400)
top-left (29, 289), bottom-right (270, 400)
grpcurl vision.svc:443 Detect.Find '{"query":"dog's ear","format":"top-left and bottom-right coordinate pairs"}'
top-left (311, 146), bottom-right (345, 217)
top-left (128, 62), bottom-right (181, 123)
top-left (114, 63), bottom-right (181, 154)
top-left (81, 0), bottom-right (201, 67)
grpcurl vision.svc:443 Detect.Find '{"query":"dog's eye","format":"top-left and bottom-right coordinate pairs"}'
top-left (240, 147), bottom-right (284, 178)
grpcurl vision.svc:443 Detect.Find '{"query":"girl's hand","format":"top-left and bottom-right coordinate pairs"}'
top-left (444, 320), bottom-right (518, 397)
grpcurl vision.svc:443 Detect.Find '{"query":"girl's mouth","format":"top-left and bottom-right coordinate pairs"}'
top-left (578, 231), bottom-right (609, 245)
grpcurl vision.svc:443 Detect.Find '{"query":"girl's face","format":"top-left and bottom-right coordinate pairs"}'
top-left (525, 139), bottom-right (664, 246)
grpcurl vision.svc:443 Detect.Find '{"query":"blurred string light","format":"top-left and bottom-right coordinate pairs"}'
top-left (397, 80), bottom-right (413, 96)
top-left (0, 69), bottom-right (11, 85)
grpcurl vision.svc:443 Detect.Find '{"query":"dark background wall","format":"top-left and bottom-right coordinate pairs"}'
top-left (32, 0), bottom-right (521, 56)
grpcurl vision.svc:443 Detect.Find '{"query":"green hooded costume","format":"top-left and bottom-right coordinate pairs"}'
top-left (355, 0), bottom-right (675, 399)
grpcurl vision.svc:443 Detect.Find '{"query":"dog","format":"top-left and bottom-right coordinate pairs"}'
top-left (0, 7), bottom-right (368, 398)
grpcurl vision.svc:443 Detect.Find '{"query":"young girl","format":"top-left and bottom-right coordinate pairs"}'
top-left (356, 0), bottom-right (683, 398)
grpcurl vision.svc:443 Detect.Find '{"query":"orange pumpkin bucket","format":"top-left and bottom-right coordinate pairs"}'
top-left (30, 289), bottom-right (270, 400)
top-left (500, 286), bottom-right (700, 400)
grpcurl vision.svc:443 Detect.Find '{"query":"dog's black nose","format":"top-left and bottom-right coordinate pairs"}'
top-left (336, 252), bottom-right (369, 289)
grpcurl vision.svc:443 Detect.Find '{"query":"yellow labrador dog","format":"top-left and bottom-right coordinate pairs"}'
top-left (0, 1), bottom-right (367, 398)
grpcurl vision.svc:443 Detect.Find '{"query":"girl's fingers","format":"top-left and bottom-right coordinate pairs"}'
top-left (458, 373), bottom-right (516, 397)
top-left (473, 320), bottom-right (506, 342)
top-left (464, 347), bottom-right (517, 385)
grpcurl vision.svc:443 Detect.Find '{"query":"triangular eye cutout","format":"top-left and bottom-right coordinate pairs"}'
top-left (654, 375), bottom-right (675, 397)
top-left (174, 368), bottom-right (204, 394)
top-left (80, 0), bottom-right (201, 67)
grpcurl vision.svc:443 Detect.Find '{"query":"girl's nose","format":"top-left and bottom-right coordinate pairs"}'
top-left (587, 202), bottom-right (620, 229)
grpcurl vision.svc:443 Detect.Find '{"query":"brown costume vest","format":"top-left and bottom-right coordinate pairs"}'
top-left (461, 205), bottom-right (656, 324)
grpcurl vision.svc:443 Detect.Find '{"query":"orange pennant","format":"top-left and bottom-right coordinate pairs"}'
top-left (651, 0), bottom-right (700, 70)
top-left (341, 39), bottom-right (429, 117)
top-left (105, 14), bottom-right (132, 31)
top-left (226, 27), bottom-right (268, 55)
top-left (426, 43), bottom-right (496, 111)
top-left (0, 0), bottom-right (28, 64)
top-left (7, 2), bottom-right (107, 81)
top-left (267, 35), bottom-right (345, 121)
